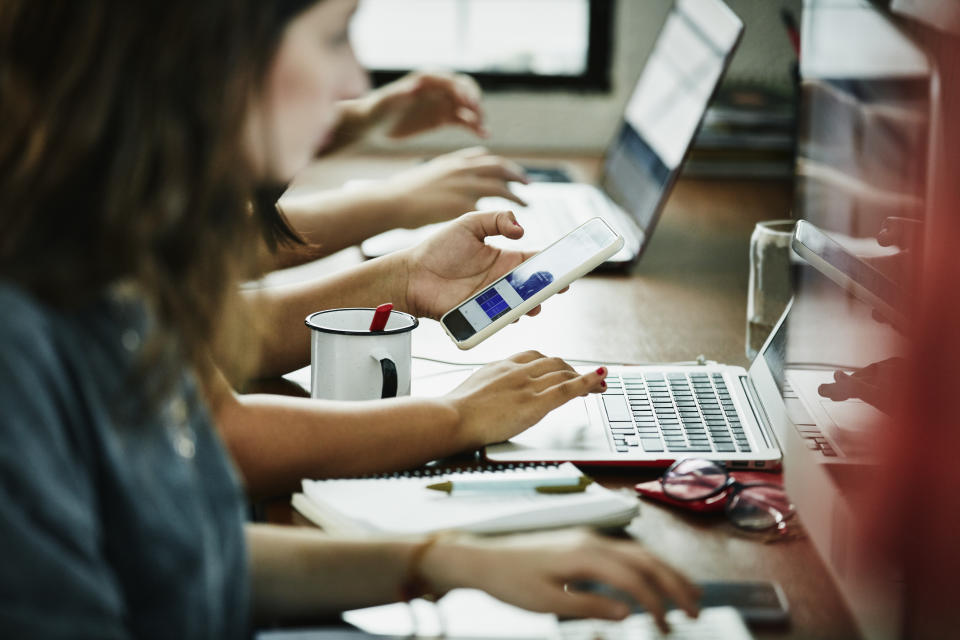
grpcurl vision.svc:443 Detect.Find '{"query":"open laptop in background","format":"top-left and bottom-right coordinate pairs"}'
top-left (360, 0), bottom-right (744, 268)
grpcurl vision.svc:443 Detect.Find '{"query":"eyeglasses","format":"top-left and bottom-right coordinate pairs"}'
top-left (660, 458), bottom-right (795, 532)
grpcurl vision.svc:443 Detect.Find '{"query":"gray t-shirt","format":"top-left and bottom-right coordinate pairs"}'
top-left (0, 284), bottom-right (249, 638)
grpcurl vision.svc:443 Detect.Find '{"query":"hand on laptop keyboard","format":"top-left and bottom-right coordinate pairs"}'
top-left (381, 147), bottom-right (528, 228)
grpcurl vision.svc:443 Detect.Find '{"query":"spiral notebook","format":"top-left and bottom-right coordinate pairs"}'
top-left (292, 462), bottom-right (639, 536)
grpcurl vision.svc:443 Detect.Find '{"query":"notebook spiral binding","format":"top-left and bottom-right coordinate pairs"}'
top-left (356, 462), bottom-right (562, 480)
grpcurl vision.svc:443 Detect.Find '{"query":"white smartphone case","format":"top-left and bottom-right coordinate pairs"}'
top-left (441, 217), bottom-right (624, 349)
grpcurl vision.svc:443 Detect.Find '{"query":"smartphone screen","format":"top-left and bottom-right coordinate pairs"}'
top-left (442, 218), bottom-right (621, 344)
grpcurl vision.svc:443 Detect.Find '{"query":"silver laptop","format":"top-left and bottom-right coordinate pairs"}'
top-left (483, 305), bottom-right (788, 467)
top-left (361, 0), bottom-right (744, 268)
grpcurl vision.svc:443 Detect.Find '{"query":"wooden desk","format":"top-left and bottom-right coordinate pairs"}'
top-left (273, 152), bottom-right (860, 639)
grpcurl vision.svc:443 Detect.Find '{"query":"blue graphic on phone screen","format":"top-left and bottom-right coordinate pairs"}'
top-left (508, 271), bottom-right (554, 300)
top-left (476, 289), bottom-right (511, 320)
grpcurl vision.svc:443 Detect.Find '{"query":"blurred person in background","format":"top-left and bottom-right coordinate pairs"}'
top-left (275, 69), bottom-right (529, 259)
top-left (0, 1), bottom-right (700, 637)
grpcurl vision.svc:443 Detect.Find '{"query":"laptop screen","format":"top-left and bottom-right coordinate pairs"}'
top-left (601, 0), bottom-right (742, 235)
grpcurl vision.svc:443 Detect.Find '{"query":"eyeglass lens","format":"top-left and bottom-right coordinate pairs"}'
top-left (727, 484), bottom-right (795, 531)
top-left (662, 458), bottom-right (795, 531)
top-left (661, 458), bottom-right (728, 500)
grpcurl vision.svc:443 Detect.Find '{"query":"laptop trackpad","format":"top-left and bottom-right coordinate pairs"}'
top-left (499, 398), bottom-right (608, 451)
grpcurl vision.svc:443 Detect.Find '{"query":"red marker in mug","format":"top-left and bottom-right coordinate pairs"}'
top-left (369, 303), bottom-right (393, 332)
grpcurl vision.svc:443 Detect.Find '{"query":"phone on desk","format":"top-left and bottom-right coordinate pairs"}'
top-left (440, 217), bottom-right (624, 349)
top-left (575, 580), bottom-right (790, 627)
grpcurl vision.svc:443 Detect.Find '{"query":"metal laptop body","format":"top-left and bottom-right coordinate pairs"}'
top-left (360, 0), bottom-right (744, 268)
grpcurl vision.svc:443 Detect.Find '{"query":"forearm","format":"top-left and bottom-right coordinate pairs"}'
top-left (278, 183), bottom-right (402, 255)
top-left (246, 524), bottom-right (418, 621)
top-left (320, 98), bottom-right (375, 155)
top-left (218, 391), bottom-right (468, 498)
top-left (243, 252), bottom-right (410, 377)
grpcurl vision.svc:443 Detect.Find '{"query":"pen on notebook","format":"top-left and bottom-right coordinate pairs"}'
top-left (426, 475), bottom-right (593, 494)
top-left (368, 302), bottom-right (393, 332)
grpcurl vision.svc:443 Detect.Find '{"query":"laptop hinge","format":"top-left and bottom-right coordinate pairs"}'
top-left (739, 375), bottom-right (778, 449)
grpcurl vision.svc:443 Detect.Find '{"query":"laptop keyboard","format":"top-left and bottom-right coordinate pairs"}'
top-left (601, 372), bottom-right (752, 454)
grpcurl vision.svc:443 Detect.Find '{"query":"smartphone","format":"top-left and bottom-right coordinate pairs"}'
top-left (573, 580), bottom-right (790, 626)
top-left (697, 581), bottom-right (790, 626)
top-left (791, 219), bottom-right (906, 329)
top-left (440, 217), bottom-right (624, 349)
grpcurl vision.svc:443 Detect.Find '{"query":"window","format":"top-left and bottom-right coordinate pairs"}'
top-left (350, 0), bottom-right (614, 91)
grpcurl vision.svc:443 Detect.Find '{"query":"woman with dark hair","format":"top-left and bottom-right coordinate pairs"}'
top-left (0, 1), bottom-right (699, 637)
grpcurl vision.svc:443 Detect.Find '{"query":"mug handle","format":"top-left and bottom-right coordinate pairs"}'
top-left (371, 349), bottom-right (398, 398)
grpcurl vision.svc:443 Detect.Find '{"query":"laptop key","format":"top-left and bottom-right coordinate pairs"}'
top-left (639, 438), bottom-right (663, 452)
top-left (602, 395), bottom-right (632, 423)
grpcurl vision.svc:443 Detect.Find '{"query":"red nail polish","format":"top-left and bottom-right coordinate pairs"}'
top-left (600, 380), bottom-right (607, 389)
top-left (596, 367), bottom-right (606, 376)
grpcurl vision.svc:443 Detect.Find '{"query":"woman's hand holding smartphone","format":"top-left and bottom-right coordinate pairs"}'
top-left (440, 217), bottom-right (624, 349)
top-left (400, 210), bottom-right (540, 320)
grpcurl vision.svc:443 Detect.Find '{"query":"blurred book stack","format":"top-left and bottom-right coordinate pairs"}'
top-left (685, 84), bottom-right (797, 179)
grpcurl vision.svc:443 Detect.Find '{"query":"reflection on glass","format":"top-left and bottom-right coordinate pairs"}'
top-left (787, 36), bottom-right (928, 454)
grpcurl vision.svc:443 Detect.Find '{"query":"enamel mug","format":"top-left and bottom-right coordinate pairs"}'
top-left (305, 308), bottom-right (418, 400)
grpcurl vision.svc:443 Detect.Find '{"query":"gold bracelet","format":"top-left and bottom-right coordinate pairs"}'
top-left (399, 533), bottom-right (446, 602)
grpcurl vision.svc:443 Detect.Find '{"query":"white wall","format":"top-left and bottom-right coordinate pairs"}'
top-left (364, 0), bottom-right (802, 154)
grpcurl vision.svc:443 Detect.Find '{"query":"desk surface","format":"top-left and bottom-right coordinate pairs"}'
top-left (275, 152), bottom-right (860, 639)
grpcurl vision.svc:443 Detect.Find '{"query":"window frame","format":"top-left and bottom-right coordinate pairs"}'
top-left (365, 0), bottom-right (615, 93)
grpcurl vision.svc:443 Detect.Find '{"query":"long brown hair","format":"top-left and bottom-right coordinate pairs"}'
top-left (0, 1), bottom-right (310, 391)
